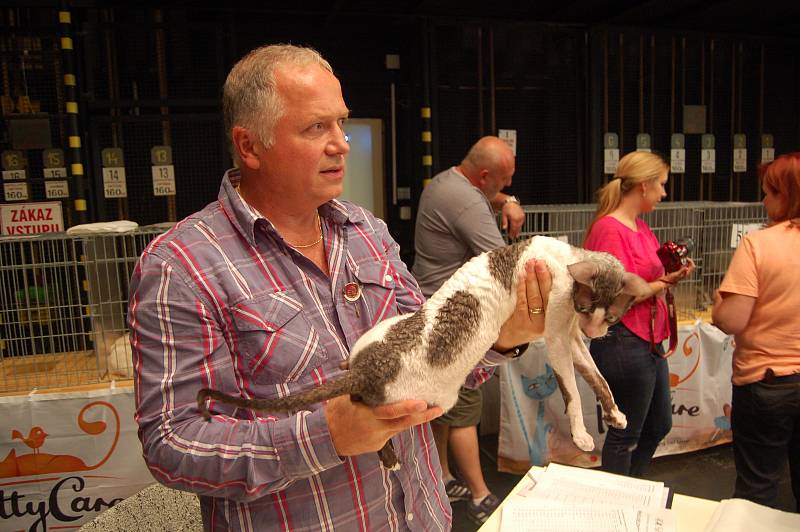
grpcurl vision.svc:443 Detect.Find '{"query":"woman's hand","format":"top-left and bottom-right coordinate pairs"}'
top-left (663, 257), bottom-right (696, 284)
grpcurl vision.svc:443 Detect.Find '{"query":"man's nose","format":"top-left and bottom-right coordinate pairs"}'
top-left (328, 128), bottom-right (350, 155)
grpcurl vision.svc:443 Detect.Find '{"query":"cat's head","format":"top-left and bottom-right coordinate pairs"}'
top-left (567, 255), bottom-right (651, 338)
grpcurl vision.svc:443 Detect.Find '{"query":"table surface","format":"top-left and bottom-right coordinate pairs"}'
top-left (479, 466), bottom-right (719, 532)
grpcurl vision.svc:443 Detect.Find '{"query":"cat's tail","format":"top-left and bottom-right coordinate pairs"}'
top-left (197, 373), bottom-right (360, 421)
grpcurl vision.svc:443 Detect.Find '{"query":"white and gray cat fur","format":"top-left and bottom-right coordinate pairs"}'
top-left (198, 235), bottom-right (651, 468)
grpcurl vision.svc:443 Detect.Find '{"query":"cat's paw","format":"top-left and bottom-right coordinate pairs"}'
top-left (604, 408), bottom-right (627, 429)
top-left (571, 429), bottom-right (594, 452)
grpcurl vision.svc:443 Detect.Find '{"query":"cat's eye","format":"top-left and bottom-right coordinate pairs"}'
top-left (605, 315), bottom-right (619, 324)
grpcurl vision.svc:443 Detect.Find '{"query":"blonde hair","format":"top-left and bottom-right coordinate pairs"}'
top-left (223, 44), bottom-right (333, 160)
top-left (584, 151), bottom-right (669, 242)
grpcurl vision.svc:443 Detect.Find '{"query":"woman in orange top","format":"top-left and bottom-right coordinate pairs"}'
top-left (712, 152), bottom-right (800, 511)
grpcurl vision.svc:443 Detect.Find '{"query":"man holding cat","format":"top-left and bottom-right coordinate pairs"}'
top-left (413, 135), bottom-right (521, 525)
top-left (129, 44), bottom-right (551, 531)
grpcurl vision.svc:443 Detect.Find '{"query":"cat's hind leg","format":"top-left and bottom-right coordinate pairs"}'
top-left (544, 330), bottom-right (594, 452)
top-left (378, 440), bottom-right (401, 471)
top-left (570, 329), bottom-right (627, 429)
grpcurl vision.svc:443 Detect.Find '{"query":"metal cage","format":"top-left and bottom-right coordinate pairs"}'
top-left (513, 201), bottom-right (767, 320)
top-left (0, 227), bottom-right (166, 394)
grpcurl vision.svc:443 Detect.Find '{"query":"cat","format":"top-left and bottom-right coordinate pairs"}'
top-left (98, 332), bottom-right (134, 379)
top-left (197, 235), bottom-right (651, 468)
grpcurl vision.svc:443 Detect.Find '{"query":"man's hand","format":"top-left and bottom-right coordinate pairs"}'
top-left (501, 201), bottom-right (525, 239)
top-left (325, 396), bottom-right (443, 457)
top-left (493, 259), bottom-right (552, 352)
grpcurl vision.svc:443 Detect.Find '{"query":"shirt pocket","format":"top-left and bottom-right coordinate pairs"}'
top-left (352, 259), bottom-right (399, 327)
top-left (231, 291), bottom-right (327, 385)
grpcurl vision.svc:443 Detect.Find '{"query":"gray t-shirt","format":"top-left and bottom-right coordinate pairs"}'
top-left (412, 167), bottom-right (506, 297)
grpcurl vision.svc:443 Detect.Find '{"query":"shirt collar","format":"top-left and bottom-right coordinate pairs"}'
top-left (218, 169), bottom-right (366, 246)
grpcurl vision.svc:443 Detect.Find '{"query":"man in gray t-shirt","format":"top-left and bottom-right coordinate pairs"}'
top-left (412, 136), bottom-right (522, 525)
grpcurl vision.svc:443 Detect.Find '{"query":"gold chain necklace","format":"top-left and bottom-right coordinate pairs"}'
top-left (286, 213), bottom-right (323, 249)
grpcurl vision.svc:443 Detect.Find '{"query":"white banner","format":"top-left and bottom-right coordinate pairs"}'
top-left (0, 386), bottom-right (154, 531)
top-left (498, 321), bottom-right (734, 473)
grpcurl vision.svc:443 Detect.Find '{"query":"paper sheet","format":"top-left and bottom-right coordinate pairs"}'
top-left (530, 463), bottom-right (668, 510)
top-left (500, 464), bottom-right (675, 532)
top-left (501, 500), bottom-right (675, 532)
top-left (703, 498), bottom-right (800, 532)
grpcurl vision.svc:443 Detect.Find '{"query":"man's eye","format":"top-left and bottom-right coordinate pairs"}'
top-left (577, 306), bottom-right (592, 314)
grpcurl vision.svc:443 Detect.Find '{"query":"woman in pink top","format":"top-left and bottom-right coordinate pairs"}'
top-left (712, 152), bottom-right (800, 511)
top-left (584, 151), bottom-right (694, 476)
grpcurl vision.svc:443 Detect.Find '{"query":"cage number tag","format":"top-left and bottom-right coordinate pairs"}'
top-left (45, 181), bottom-right (69, 199)
top-left (670, 149), bottom-right (686, 173)
top-left (733, 149), bottom-right (747, 172)
top-left (44, 167), bottom-right (67, 179)
top-left (152, 165), bottom-right (176, 196)
top-left (730, 223), bottom-right (764, 248)
top-left (2, 169), bottom-right (26, 180)
top-left (4, 182), bottom-right (29, 201)
top-left (103, 167), bottom-right (128, 198)
top-left (604, 149), bottom-right (619, 174)
top-left (701, 149), bottom-right (715, 173)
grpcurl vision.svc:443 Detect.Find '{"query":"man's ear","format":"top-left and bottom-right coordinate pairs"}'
top-left (477, 168), bottom-right (490, 186)
top-left (231, 126), bottom-right (262, 170)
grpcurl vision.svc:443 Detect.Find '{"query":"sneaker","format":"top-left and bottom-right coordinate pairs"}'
top-left (444, 478), bottom-right (471, 502)
top-left (466, 493), bottom-right (500, 525)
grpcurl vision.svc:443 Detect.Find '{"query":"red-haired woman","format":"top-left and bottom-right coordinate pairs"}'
top-left (713, 152), bottom-right (800, 511)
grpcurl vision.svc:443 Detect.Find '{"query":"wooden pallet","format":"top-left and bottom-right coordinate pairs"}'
top-left (0, 351), bottom-right (130, 396)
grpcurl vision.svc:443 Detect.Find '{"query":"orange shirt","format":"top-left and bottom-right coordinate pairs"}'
top-left (719, 220), bottom-right (800, 385)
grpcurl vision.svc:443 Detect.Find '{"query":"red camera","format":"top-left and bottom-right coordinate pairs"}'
top-left (657, 238), bottom-right (693, 274)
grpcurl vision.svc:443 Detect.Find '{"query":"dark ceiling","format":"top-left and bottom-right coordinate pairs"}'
top-left (6, 1), bottom-right (799, 38)
top-left (169, 0), bottom-right (797, 37)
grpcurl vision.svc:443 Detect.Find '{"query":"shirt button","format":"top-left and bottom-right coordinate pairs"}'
top-left (384, 274), bottom-right (393, 282)
top-left (406, 513), bottom-right (413, 521)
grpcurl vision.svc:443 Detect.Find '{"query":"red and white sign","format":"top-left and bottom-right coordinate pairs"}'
top-left (0, 201), bottom-right (64, 236)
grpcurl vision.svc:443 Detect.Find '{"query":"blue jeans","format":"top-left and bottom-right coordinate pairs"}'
top-left (731, 376), bottom-right (800, 511)
top-left (589, 323), bottom-right (672, 477)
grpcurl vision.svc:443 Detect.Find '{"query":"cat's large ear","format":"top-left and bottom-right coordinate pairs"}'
top-left (573, 283), bottom-right (594, 309)
top-left (621, 272), bottom-right (651, 299)
top-left (567, 261), bottom-right (598, 287)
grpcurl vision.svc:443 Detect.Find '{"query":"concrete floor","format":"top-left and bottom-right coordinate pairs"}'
top-left (450, 437), bottom-right (796, 532)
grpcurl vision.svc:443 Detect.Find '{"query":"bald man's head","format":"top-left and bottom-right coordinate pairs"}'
top-left (459, 136), bottom-right (515, 200)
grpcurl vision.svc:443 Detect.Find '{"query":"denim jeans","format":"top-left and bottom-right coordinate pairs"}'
top-left (589, 323), bottom-right (672, 477)
top-left (731, 377), bottom-right (800, 511)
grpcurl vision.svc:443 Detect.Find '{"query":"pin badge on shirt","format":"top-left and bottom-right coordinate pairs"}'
top-left (343, 282), bottom-right (362, 317)
top-left (343, 282), bottom-right (362, 302)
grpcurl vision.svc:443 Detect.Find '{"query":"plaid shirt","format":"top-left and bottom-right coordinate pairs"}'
top-left (129, 170), bottom-right (503, 531)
